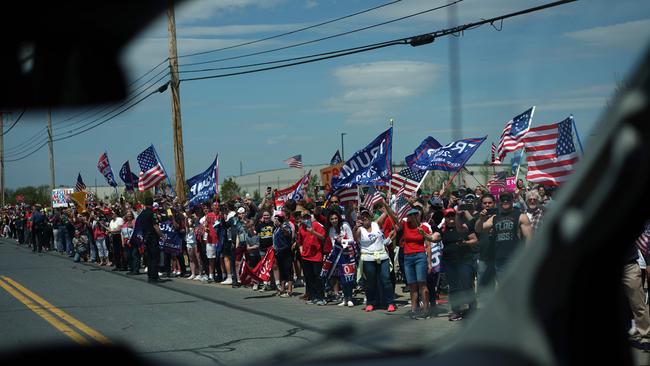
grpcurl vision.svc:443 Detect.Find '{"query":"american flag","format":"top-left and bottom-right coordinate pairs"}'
top-left (491, 142), bottom-right (499, 165)
top-left (389, 167), bottom-right (427, 196)
top-left (137, 145), bottom-right (167, 191)
top-left (394, 194), bottom-right (412, 222)
top-left (75, 173), bottom-right (86, 192)
top-left (636, 221), bottom-right (650, 258)
top-left (284, 155), bottom-right (303, 169)
top-left (523, 116), bottom-right (578, 186)
top-left (488, 171), bottom-right (507, 190)
top-left (361, 186), bottom-right (383, 210)
top-left (496, 107), bottom-right (535, 162)
top-left (332, 187), bottom-right (358, 206)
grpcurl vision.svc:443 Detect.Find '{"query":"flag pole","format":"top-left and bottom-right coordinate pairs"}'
top-left (570, 115), bottom-right (584, 155)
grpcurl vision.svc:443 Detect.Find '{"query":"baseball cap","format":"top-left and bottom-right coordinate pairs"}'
top-left (236, 207), bottom-right (246, 214)
top-left (407, 208), bottom-right (419, 216)
top-left (274, 210), bottom-right (285, 218)
top-left (442, 208), bottom-right (456, 217)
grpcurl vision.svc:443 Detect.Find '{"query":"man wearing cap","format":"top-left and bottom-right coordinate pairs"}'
top-left (475, 191), bottom-right (532, 282)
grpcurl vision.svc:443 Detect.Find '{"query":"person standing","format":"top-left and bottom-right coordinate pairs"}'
top-left (256, 210), bottom-right (275, 291)
top-left (30, 207), bottom-right (45, 253)
top-left (298, 208), bottom-right (326, 305)
top-left (140, 197), bottom-right (163, 283)
top-left (273, 211), bottom-right (294, 297)
top-left (475, 192), bottom-right (532, 282)
top-left (109, 210), bottom-right (125, 271)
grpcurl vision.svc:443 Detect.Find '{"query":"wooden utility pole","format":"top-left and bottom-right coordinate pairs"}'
top-left (47, 108), bottom-right (55, 191)
top-left (0, 113), bottom-right (4, 206)
top-left (168, 0), bottom-right (186, 201)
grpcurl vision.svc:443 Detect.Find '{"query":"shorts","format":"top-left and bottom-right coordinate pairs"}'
top-left (221, 240), bottom-right (233, 256)
top-left (186, 241), bottom-right (196, 250)
top-left (404, 251), bottom-right (428, 284)
top-left (206, 244), bottom-right (218, 259)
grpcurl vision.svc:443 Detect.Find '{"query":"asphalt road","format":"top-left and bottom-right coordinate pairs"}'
top-left (0, 238), bottom-right (458, 366)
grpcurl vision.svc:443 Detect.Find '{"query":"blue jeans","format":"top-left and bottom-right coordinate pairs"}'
top-left (63, 230), bottom-right (73, 255)
top-left (477, 258), bottom-right (496, 303)
top-left (404, 252), bottom-right (428, 284)
top-left (53, 228), bottom-right (63, 252)
top-left (362, 259), bottom-right (394, 307)
top-left (443, 257), bottom-right (476, 313)
top-left (494, 257), bottom-right (511, 284)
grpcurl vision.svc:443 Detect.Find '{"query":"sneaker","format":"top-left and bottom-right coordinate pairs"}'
top-left (347, 301), bottom-right (355, 308)
top-left (306, 299), bottom-right (317, 305)
top-left (337, 300), bottom-right (347, 306)
top-left (252, 283), bottom-right (259, 291)
top-left (188, 275), bottom-right (196, 280)
top-left (403, 310), bottom-right (418, 319)
top-left (280, 292), bottom-right (290, 298)
top-left (416, 310), bottom-right (431, 320)
top-left (221, 277), bottom-right (233, 285)
top-left (364, 305), bottom-right (374, 312)
top-left (208, 276), bottom-right (215, 283)
top-left (387, 304), bottom-right (396, 312)
top-left (448, 312), bottom-right (463, 321)
top-left (200, 275), bottom-right (208, 282)
top-left (316, 299), bottom-right (327, 306)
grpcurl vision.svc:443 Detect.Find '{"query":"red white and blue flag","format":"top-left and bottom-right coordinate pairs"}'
top-left (284, 155), bottom-right (303, 169)
top-left (75, 173), bottom-right (86, 192)
top-left (496, 107), bottom-right (535, 162)
top-left (524, 116), bottom-right (579, 186)
top-left (137, 145), bottom-right (168, 191)
top-left (97, 152), bottom-right (118, 188)
top-left (361, 186), bottom-right (383, 210)
top-left (389, 167), bottom-right (427, 196)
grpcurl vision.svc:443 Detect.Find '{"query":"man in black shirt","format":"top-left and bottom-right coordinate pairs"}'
top-left (140, 197), bottom-right (163, 283)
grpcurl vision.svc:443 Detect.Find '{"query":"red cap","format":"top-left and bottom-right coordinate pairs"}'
top-left (442, 208), bottom-right (456, 217)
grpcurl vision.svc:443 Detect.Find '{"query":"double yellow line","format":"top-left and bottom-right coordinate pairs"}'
top-left (0, 276), bottom-right (110, 345)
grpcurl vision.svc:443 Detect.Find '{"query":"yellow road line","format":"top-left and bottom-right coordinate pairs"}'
top-left (1, 276), bottom-right (111, 345)
top-left (0, 278), bottom-right (90, 345)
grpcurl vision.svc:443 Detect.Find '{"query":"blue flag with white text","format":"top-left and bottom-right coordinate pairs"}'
top-left (405, 136), bottom-right (487, 172)
top-left (332, 128), bottom-right (392, 190)
top-left (186, 155), bottom-right (218, 208)
top-left (159, 220), bottom-right (183, 255)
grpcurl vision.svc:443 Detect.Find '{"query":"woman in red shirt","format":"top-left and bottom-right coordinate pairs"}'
top-left (386, 204), bottom-right (435, 319)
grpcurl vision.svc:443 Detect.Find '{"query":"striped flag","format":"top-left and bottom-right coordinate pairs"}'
top-left (491, 143), bottom-right (499, 165)
top-left (523, 116), bottom-right (579, 186)
top-left (496, 107), bottom-right (535, 162)
top-left (284, 155), bottom-right (303, 169)
top-left (75, 173), bottom-right (86, 192)
top-left (137, 145), bottom-right (168, 191)
top-left (389, 167), bottom-right (427, 196)
top-left (487, 171), bottom-right (507, 190)
top-left (394, 194), bottom-right (412, 222)
top-left (361, 186), bottom-right (383, 210)
top-left (636, 221), bottom-right (650, 257)
top-left (332, 187), bottom-right (358, 206)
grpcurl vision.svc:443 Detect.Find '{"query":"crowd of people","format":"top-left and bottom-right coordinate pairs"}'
top-left (0, 182), bottom-right (563, 322)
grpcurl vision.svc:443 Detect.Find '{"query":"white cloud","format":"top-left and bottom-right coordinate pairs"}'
top-left (305, 0), bottom-right (318, 9)
top-left (175, 0), bottom-right (286, 23)
top-left (324, 61), bottom-right (441, 124)
top-left (565, 19), bottom-right (650, 50)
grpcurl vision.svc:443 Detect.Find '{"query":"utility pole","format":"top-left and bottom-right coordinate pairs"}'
top-left (168, 0), bottom-right (186, 201)
top-left (447, 0), bottom-right (463, 188)
top-left (47, 108), bottom-right (55, 192)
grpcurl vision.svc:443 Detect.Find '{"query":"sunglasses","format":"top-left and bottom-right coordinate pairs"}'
top-left (501, 198), bottom-right (512, 203)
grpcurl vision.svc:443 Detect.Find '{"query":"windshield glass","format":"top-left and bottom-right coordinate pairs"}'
top-left (2, 1), bottom-right (650, 365)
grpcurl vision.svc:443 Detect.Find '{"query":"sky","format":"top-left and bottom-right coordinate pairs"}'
top-left (5, 0), bottom-right (650, 189)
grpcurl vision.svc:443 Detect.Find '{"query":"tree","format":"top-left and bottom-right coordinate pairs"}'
top-left (307, 174), bottom-right (320, 199)
top-left (220, 177), bottom-right (241, 202)
top-left (6, 185), bottom-right (50, 206)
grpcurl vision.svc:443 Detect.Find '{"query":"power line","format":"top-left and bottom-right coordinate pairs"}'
top-left (5, 81), bottom-right (169, 162)
top-left (4, 73), bottom-right (170, 159)
top-left (179, 0), bottom-right (576, 83)
top-left (179, 0), bottom-right (463, 69)
top-left (177, 0), bottom-right (403, 59)
top-left (0, 108), bottom-right (27, 137)
top-left (4, 68), bottom-right (170, 156)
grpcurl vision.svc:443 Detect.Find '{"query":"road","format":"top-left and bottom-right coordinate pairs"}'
top-left (0, 238), bottom-right (457, 366)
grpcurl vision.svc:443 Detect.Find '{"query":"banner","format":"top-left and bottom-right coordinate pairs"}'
top-left (274, 172), bottom-right (310, 209)
top-left (186, 155), bottom-right (218, 208)
top-left (489, 176), bottom-right (516, 196)
top-left (332, 128), bottom-right (392, 190)
top-left (97, 152), bottom-right (118, 187)
top-left (320, 164), bottom-right (344, 192)
top-left (158, 220), bottom-right (183, 255)
top-left (238, 248), bottom-right (276, 285)
top-left (406, 136), bottom-right (486, 172)
top-left (69, 191), bottom-right (87, 212)
top-left (51, 188), bottom-right (74, 208)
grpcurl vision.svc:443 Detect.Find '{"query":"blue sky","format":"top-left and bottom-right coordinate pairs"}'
top-left (5, 0), bottom-right (650, 189)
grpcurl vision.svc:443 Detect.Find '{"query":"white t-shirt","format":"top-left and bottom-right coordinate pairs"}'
top-left (328, 222), bottom-right (354, 248)
top-left (109, 217), bottom-right (124, 232)
top-left (358, 222), bottom-right (389, 262)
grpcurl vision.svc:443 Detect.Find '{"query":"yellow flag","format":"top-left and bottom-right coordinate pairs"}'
top-left (69, 191), bottom-right (87, 212)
